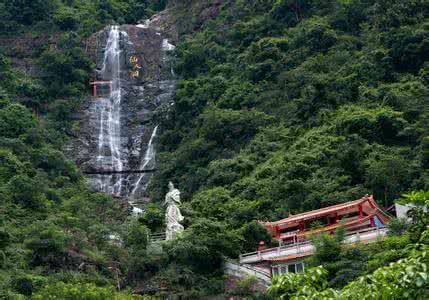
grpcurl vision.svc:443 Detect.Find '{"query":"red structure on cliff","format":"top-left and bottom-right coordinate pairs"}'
top-left (90, 81), bottom-right (113, 98)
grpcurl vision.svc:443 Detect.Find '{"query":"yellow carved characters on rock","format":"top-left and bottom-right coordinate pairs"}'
top-left (129, 70), bottom-right (139, 78)
top-left (129, 55), bottom-right (142, 78)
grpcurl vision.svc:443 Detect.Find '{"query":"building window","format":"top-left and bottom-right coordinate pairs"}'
top-left (296, 262), bottom-right (304, 273)
top-left (272, 262), bottom-right (305, 276)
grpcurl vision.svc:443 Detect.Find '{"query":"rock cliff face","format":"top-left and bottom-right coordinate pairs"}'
top-left (65, 21), bottom-right (175, 205)
top-left (167, 0), bottom-right (224, 32)
top-left (65, 1), bottom-right (224, 207)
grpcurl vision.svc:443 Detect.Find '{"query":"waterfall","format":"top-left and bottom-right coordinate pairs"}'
top-left (95, 25), bottom-right (124, 196)
top-left (69, 22), bottom-right (176, 215)
top-left (130, 125), bottom-right (158, 198)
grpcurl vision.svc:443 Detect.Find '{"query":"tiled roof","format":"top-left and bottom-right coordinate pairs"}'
top-left (263, 195), bottom-right (373, 227)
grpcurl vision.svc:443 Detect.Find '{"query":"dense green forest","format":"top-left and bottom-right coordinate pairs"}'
top-left (0, 0), bottom-right (428, 298)
top-left (151, 0), bottom-right (429, 297)
top-left (0, 0), bottom-right (167, 298)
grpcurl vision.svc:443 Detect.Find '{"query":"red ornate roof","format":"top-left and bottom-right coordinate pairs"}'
top-left (262, 195), bottom-right (390, 235)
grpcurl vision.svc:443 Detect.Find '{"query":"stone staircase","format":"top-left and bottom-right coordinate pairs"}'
top-left (150, 232), bottom-right (167, 243)
top-left (224, 260), bottom-right (271, 287)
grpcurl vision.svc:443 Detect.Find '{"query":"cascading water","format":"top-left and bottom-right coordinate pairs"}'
top-left (95, 25), bottom-right (124, 196)
top-left (93, 26), bottom-right (163, 210)
top-left (66, 20), bottom-right (176, 216)
top-left (127, 125), bottom-right (158, 214)
top-left (130, 125), bottom-right (158, 197)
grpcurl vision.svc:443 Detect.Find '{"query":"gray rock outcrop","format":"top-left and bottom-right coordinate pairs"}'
top-left (65, 21), bottom-right (176, 203)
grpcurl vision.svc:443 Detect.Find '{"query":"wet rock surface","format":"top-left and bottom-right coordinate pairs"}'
top-left (65, 22), bottom-right (175, 200)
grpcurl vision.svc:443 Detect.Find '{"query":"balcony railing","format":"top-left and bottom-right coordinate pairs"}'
top-left (239, 227), bottom-right (387, 264)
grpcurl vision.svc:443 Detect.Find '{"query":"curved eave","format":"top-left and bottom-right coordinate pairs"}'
top-left (263, 195), bottom-right (391, 231)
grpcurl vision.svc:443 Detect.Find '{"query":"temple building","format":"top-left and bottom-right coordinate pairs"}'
top-left (238, 195), bottom-right (391, 278)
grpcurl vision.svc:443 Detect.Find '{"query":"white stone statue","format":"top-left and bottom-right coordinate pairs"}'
top-left (164, 181), bottom-right (184, 240)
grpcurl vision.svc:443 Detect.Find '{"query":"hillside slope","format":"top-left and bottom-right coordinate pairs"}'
top-left (0, 0), bottom-right (428, 298)
top-left (152, 0), bottom-right (428, 228)
top-left (0, 1), bottom-right (168, 298)
top-left (144, 0), bottom-right (429, 296)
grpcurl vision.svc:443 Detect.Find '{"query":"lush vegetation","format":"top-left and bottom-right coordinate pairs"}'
top-left (0, 0), bottom-right (166, 298)
top-left (0, 0), bottom-right (167, 36)
top-left (153, 0), bottom-right (428, 212)
top-left (269, 191), bottom-right (429, 299)
top-left (0, 0), bottom-right (428, 298)
top-left (146, 0), bottom-right (429, 296)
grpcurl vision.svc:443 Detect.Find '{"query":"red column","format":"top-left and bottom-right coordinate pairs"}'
top-left (93, 84), bottom-right (97, 97)
top-left (358, 204), bottom-right (363, 219)
top-left (274, 226), bottom-right (280, 240)
top-left (370, 216), bottom-right (375, 227)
